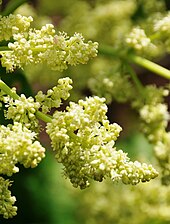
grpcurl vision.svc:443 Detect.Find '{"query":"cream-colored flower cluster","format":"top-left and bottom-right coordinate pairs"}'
top-left (139, 100), bottom-right (170, 185)
top-left (5, 94), bottom-right (40, 130)
top-left (0, 14), bottom-right (98, 72)
top-left (53, 32), bottom-right (98, 67)
top-left (35, 77), bottom-right (73, 113)
top-left (154, 12), bottom-right (170, 51)
top-left (0, 14), bottom-right (33, 41)
top-left (0, 177), bottom-right (17, 219)
top-left (0, 122), bottom-right (45, 176)
top-left (154, 12), bottom-right (170, 35)
top-left (126, 27), bottom-right (151, 51)
top-left (140, 103), bottom-right (169, 140)
top-left (47, 96), bottom-right (158, 189)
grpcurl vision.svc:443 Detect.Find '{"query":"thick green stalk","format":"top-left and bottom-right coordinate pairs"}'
top-left (0, 79), bottom-right (52, 123)
top-left (98, 45), bottom-right (170, 80)
top-left (128, 54), bottom-right (170, 80)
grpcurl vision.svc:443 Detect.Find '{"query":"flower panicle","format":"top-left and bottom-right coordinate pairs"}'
top-left (47, 96), bottom-right (158, 189)
top-left (0, 14), bottom-right (98, 72)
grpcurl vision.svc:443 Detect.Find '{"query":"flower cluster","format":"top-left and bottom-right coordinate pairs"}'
top-left (0, 122), bottom-right (45, 176)
top-left (89, 58), bottom-right (134, 103)
top-left (0, 14), bottom-right (98, 72)
top-left (35, 77), bottom-right (73, 113)
top-left (125, 27), bottom-right (157, 55)
top-left (0, 14), bottom-right (33, 41)
top-left (132, 85), bottom-right (170, 185)
top-left (132, 85), bottom-right (169, 109)
top-left (47, 96), bottom-right (158, 189)
top-left (5, 94), bottom-right (40, 130)
top-left (154, 12), bottom-right (170, 36)
top-left (140, 103), bottom-right (169, 140)
top-left (52, 32), bottom-right (98, 67)
top-left (139, 99), bottom-right (170, 185)
top-left (153, 12), bottom-right (170, 51)
top-left (0, 177), bottom-right (17, 219)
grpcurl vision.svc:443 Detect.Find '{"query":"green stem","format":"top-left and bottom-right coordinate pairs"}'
top-left (1, 0), bottom-right (27, 16)
top-left (128, 54), bottom-right (170, 80)
top-left (0, 46), bottom-right (10, 51)
top-left (0, 79), bottom-right (19, 100)
top-left (36, 111), bottom-right (52, 123)
top-left (98, 45), bottom-right (120, 58)
top-left (98, 45), bottom-right (170, 80)
top-left (125, 64), bottom-right (144, 95)
top-left (0, 79), bottom-right (52, 123)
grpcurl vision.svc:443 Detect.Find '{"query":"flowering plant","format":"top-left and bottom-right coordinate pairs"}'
top-left (0, 0), bottom-right (170, 220)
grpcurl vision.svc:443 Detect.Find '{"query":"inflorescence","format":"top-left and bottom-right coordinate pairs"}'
top-left (0, 14), bottom-right (98, 72)
top-left (47, 96), bottom-right (158, 189)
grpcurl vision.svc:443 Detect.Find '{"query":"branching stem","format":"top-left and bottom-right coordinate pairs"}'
top-left (0, 79), bottom-right (52, 123)
top-left (98, 45), bottom-right (170, 80)
top-left (125, 64), bottom-right (144, 95)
